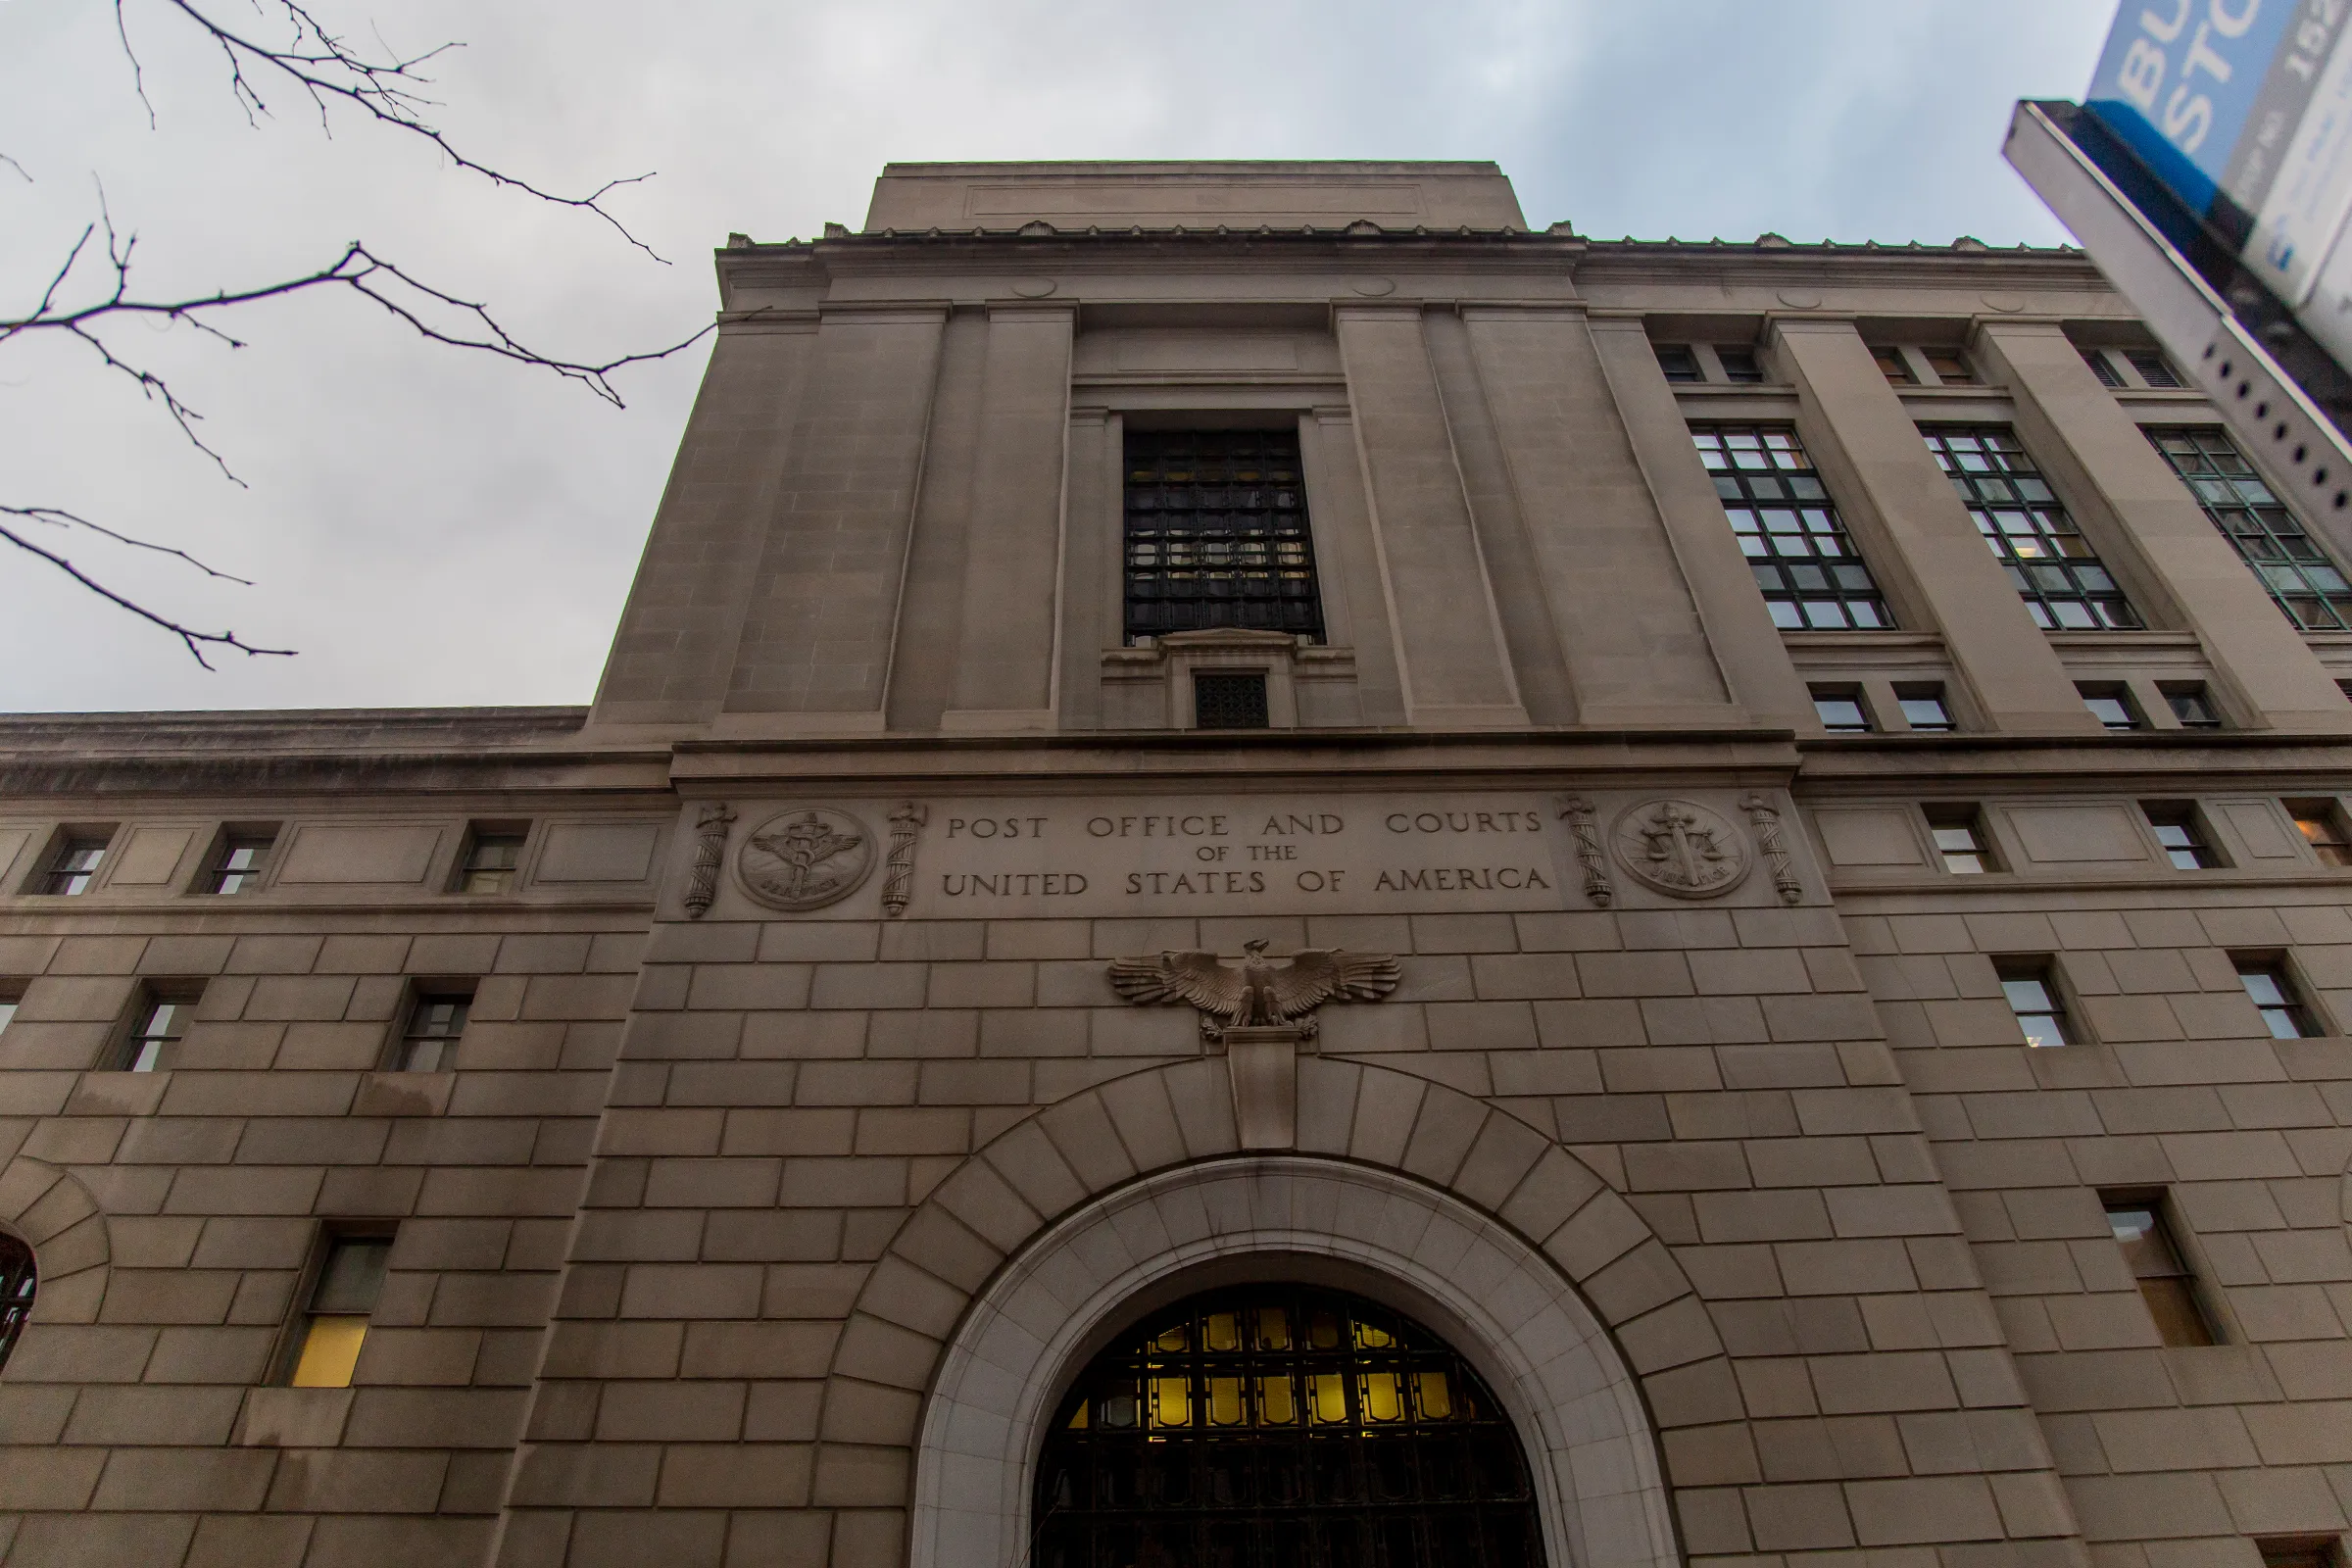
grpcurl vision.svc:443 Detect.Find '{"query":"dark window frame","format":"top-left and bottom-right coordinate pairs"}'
top-left (1925, 806), bottom-right (1997, 874)
top-left (0, 1231), bottom-right (33, 1375)
top-left (2232, 955), bottom-right (2324, 1039)
top-left (276, 1225), bottom-right (397, 1389)
top-left (115, 980), bottom-right (205, 1072)
top-left (2287, 799), bottom-right (2352, 867)
top-left (1994, 956), bottom-right (2076, 1047)
top-left (1651, 343), bottom-right (1703, 383)
top-left (388, 982), bottom-right (475, 1073)
top-left (2150, 427), bottom-right (2352, 631)
top-left (2141, 802), bottom-right (2223, 869)
top-left (2101, 1191), bottom-right (2220, 1347)
top-left (198, 824), bottom-right (279, 897)
top-left (1924, 425), bottom-right (2141, 631)
top-left (1123, 428), bottom-right (1325, 646)
top-left (2077, 682), bottom-right (2144, 730)
top-left (1809, 686), bottom-right (1871, 733)
top-left (1693, 425), bottom-right (1894, 631)
top-left (453, 823), bottom-right (529, 896)
top-left (1892, 683), bottom-right (1955, 732)
top-left (27, 826), bottom-right (116, 897)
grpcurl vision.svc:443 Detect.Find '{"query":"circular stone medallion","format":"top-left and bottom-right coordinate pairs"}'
top-left (1776, 287), bottom-right (1824, 310)
top-left (1610, 799), bottom-right (1751, 899)
top-left (1348, 276), bottom-right (1397, 296)
top-left (736, 807), bottom-right (876, 911)
top-left (1010, 278), bottom-right (1057, 298)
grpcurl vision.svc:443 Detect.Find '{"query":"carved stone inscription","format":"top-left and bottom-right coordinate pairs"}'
top-left (902, 794), bottom-right (1569, 916)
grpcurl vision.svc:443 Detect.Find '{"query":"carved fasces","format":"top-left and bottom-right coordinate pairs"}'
top-left (882, 802), bottom-right (929, 918)
top-left (1556, 796), bottom-right (1612, 907)
top-left (1107, 938), bottom-right (1400, 1041)
top-left (1741, 791), bottom-right (1804, 906)
top-left (684, 803), bottom-right (735, 920)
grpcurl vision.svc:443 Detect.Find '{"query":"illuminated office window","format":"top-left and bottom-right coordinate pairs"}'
top-left (1924, 426), bottom-right (2140, 630)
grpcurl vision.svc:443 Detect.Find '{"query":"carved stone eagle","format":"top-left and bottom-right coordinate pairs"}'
top-left (1108, 939), bottom-right (1401, 1039)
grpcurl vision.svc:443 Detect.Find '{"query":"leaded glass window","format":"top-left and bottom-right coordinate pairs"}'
top-left (2149, 428), bottom-right (2352, 630)
top-left (1924, 426), bottom-right (2141, 629)
top-left (1692, 426), bottom-right (1892, 629)
top-left (1124, 430), bottom-right (1324, 644)
top-left (1036, 1284), bottom-right (1543, 1568)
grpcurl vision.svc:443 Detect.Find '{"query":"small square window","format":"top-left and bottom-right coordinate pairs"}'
top-left (1653, 344), bottom-right (1702, 383)
top-left (203, 830), bottom-right (276, 896)
top-left (393, 988), bottom-right (473, 1072)
top-left (1810, 689), bottom-right (1870, 733)
top-left (457, 828), bottom-right (527, 895)
top-left (1923, 350), bottom-right (1976, 385)
top-left (2081, 347), bottom-right (2123, 387)
top-left (2142, 804), bottom-right (2220, 869)
top-left (2161, 684), bottom-right (2221, 729)
top-left (2236, 958), bottom-right (2320, 1039)
top-left (1194, 671), bottom-right (1270, 730)
top-left (1715, 346), bottom-right (1765, 383)
top-left (1871, 346), bottom-right (1913, 385)
top-left (1925, 807), bottom-right (1994, 873)
top-left (33, 831), bottom-right (113, 897)
top-left (288, 1234), bottom-right (393, 1389)
top-left (1996, 959), bottom-right (2073, 1047)
top-left (2103, 1194), bottom-right (2216, 1346)
top-left (2257, 1539), bottom-right (2344, 1568)
top-left (2126, 348), bottom-right (2182, 389)
top-left (2077, 684), bottom-right (2142, 730)
top-left (1894, 684), bottom-right (1953, 732)
top-left (118, 982), bottom-right (204, 1072)
top-left (2288, 800), bottom-right (2352, 866)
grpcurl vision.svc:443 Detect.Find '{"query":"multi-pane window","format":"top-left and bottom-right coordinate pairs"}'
top-left (0, 1234), bottom-right (32, 1375)
top-left (2149, 428), bottom-right (2352, 630)
top-left (2078, 684), bottom-right (2142, 730)
top-left (1927, 808), bottom-right (1994, 873)
top-left (34, 833), bottom-right (110, 896)
top-left (1895, 685), bottom-right (1954, 731)
top-left (1925, 427), bottom-right (2140, 629)
top-left (2236, 959), bottom-right (2320, 1039)
top-left (1997, 960), bottom-right (2073, 1047)
top-left (288, 1234), bottom-right (392, 1389)
top-left (1692, 426), bottom-right (1892, 630)
top-left (2103, 1196), bottom-right (2217, 1346)
top-left (1193, 671), bottom-right (1270, 731)
top-left (1652, 343), bottom-right (1702, 382)
top-left (203, 831), bottom-right (274, 896)
top-left (1124, 430), bottom-right (1324, 644)
top-left (1811, 688), bottom-right (1870, 733)
top-left (119, 983), bottom-right (202, 1072)
top-left (2126, 349), bottom-right (2182, 388)
top-left (2289, 801), bottom-right (2352, 866)
top-left (456, 829), bottom-right (526, 895)
top-left (393, 990), bottom-right (472, 1072)
top-left (2143, 805), bottom-right (2219, 868)
top-left (2163, 684), bottom-right (2223, 728)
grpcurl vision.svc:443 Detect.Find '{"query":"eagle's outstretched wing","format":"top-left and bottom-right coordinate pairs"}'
top-left (1267, 949), bottom-right (1402, 1018)
top-left (1108, 952), bottom-right (1249, 1019)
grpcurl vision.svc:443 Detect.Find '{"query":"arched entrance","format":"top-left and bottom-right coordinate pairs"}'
top-left (1035, 1282), bottom-right (1544, 1567)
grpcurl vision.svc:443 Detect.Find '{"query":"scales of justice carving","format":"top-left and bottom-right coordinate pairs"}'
top-left (735, 807), bottom-right (876, 912)
top-left (1109, 940), bottom-right (1402, 1152)
top-left (1611, 798), bottom-right (1751, 899)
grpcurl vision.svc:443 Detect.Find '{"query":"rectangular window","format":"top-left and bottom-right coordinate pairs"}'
top-left (288, 1233), bottom-right (393, 1389)
top-left (1872, 346), bottom-right (1913, 384)
top-left (2236, 958), bottom-right (2320, 1039)
top-left (119, 982), bottom-right (203, 1072)
top-left (2257, 1539), bottom-right (2343, 1568)
top-left (456, 827), bottom-right (527, 895)
top-left (33, 831), bottom-right (113, 897)
top-left (0, 982), bottom-right (21, 1037)
top-left (2161, 682), bottom-right (2223, 728)
top-left (1810, 688), bottom-right (1870, 733)
top-left (1922, 349), bottom-right (1976, 385)
top-left (2077, 683), bottom-right (2143, 730)
top-left (1997, 959), bottom-right (2074, 1047)
top-left (2126, 348), bottom-right (2182, 388)
top-left (392, 987), bottom-right (473, 1072)
top-left (1714, 346), bottom-right (1765, 383)
top-left (2142, 804), bottom-right (2220, 868)
top-left (2149, 428), bottom-right (2352, 630)
top-left (2081, 346), bottom-right (2123, 387)
top-left (1924, 426), bottom-right (2140, 630)
top-left (1124, 429), bottom-right (1323, 644)
top-left (1692, 425), bottom-right (1892, 630)
top-left (1652, 343), bottom-right (1702, 382)
top-left (1926, 807), bottom-right (1994, 873)
top-left (1894, 684), bottom-right (1954, 731)
top-left (202, 830), bottom-right (276, 896)
top-left (2103, 1195), bottom-right (2217, 1346)
top-left (2288, 800), bottom-right (2352, 866)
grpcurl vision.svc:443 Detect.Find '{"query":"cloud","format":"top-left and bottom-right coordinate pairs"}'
top-left (0, 0), bottom-right (2116, 711)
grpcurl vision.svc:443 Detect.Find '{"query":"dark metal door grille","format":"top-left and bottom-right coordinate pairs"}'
top-left (0, 1234), bottom-right (34, 1372)
top-left (1194, 672), bottom-right (1270, 730)
top-left (1035, 1285), bottom-right (1545, 1568)
top-left (1124, 430), bottom-right (1324, 644)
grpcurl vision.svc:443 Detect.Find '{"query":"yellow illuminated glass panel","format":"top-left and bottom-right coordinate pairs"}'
top-left (1306, 1372), bottom-right (1348, 1424)
top-left (1153, 1323), bottom-right (1189, 1352)
top-left (1306, 1310), bottom-right (1342, 1350)
top-left (1204, 1312), bottom-right (1240, 1352)
top-left (1359, 1371), bottom-right (1406, 1422)
top-left (1415, 1370), bottom-right (1453, 1420)
top-left (1256, 1374), bottom-right (1297, 1425)
top-left (1253, 1305), bottom-right (1290, 1349)
top-left (290, 1315), bottom-right (368, 1389)
top-left (1065, 1403), bottom-right (1088, 1429)
top-left (1150, 1376), bottom-right (1191, 1428)
top-left (1353, 1318), bottom-right (1396, 1350)
top-left (1207, 1376), bottom-right (1245, 1426)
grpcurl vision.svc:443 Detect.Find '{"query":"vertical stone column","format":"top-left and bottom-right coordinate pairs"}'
top-left (884, 310), bottom-right (989, 734)
top-left (1771, 318), bottom-right (2101, 734)
top-left (720, 307), bottom-right (948, 731)
top-left (588, 321), bottom-right (816, 730)
top-left (1298, 408), bottom-right (1409, 726)
top-left (1975, 318), bottom-right (2352, 733)
top-left (1054, 407), bottom-right (1117, 732)
top-left (1334, 306), bottom-right (1529, 728)
top-left (1584, 313), bottom-right (1818, 732)
top-left (944, 306), bottom-right (1076, 731)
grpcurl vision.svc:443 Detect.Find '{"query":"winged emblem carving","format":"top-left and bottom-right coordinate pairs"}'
top-left (1108, 939), bottom-right (1401, 1041)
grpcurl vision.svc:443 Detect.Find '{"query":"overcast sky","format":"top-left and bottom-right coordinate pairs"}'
top-left (0, 0), bottom-right (2114, 714)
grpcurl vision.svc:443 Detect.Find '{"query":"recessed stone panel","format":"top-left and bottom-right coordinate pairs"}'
top-left (534, 822), bottom-right (663, 885)
top-left (1813, 808), bottom-right (1928, 868)
top-left (2005, 805), bottom-right (2148, 865)
top-left (274, 823), bottom-right (445, 886)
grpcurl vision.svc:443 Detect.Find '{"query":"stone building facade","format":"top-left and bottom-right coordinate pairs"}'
top-left (0, 161), bottom-right (2348, 1568)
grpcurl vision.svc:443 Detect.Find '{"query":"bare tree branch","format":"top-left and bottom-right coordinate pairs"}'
top-left (116, 0), bottom-right (669, 261)
top-left (0, 155), bottom-right (28, 183)
top-left (0, 507), bottom-right (294, 669)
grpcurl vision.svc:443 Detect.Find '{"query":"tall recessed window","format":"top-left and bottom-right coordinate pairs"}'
top-left (2150, 428), bottom-right (2352, 630)
top-left (2235, 958), bottom-right (2321, 1039)
top-left (1124, 430), bottom-right (1324, 645)
top-left (2103, 1195), bottom-right (2217, 1347)
top-left (33, 831), bottom-right (112, 897)
top-left (1036, 1284), bottom-right (1542, 1568)
top-left (2288, 801), bottom-right (2352, 866)
top-left (0, 1233), bottom-right (33, 1374)
top-left (287, 1234), bottom-right (393, 1389)
top-left (202, 829), bottom-right (276, 896)
top-left (1924, 426), bottom-right (2140, 630)
top-left (1692, 425), bottom-right (1892, 630)
top-left (118, 983), bottom-right (203, 1072)
top-left (392, 988), bottom-right (473, 1072)
top-left (2142, 804), bottom-right (2220, 868)
top-left (456, 827), bottom-right (527, 895)
top-left (1926, 807), bottom-right (1994, 873)
top-left (1996, 960), bottom-right (2074, 1047)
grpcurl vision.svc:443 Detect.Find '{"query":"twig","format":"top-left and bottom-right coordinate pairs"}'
top-left (0, 507), bottom-right (294, 668)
